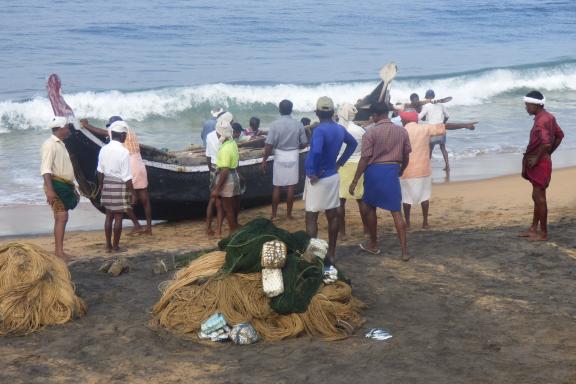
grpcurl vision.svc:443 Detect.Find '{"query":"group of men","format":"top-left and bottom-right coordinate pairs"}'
top-left (42, 89), bottom-right (563, 264)
top-left (41, 116), bottom-right (153, 260)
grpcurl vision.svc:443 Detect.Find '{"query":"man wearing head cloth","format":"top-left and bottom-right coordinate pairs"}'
top-left (211, 118), bottom-right (242, 236)
top-left (40, 116), bottom-right (79, 261)
top-left (97, 120), bottom-right (137, 252)
top-left (335, 103), bottom-right (369, 239)
top-left (81, 116), bottom-right (152, 235)
top-left (304, 96), bottom-right (357, 268)
top-left (205, 111), bottom-right (234, 236)
top-left (398, 111), bottom-right (476, 229)
top-left (520, 90), bottom-right (564, 241)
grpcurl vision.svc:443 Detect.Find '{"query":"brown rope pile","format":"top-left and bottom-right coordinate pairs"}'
top-left (0, 242), bottom-right (86, 336)
top-left (151, 251), bottom-right (365, 341)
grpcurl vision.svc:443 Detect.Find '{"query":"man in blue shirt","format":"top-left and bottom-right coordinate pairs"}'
top-left (304, 96), bottom-right (357, 266)
top-left (200, 106), bottom-right (224, 146)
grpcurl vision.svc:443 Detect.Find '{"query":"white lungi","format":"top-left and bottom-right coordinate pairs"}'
top-left (273, 148), bottom-right (300, 186)
top-left (303, 173), bottom-right (340, 212)
top-left (400, 175), bottom-right (432, 205)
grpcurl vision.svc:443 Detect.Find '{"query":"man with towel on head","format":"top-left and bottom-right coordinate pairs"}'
top-left (41, 116), bottom-right (80, 261)
top-left (97, 120), bottom-right (136, 252)
top-left (205, 111), bottom-right (234, 236)
top-left (336, 103), bottom-right (368, 239)
top-left (80, 116), bottom-right (152, 235)
top-left (261, 99), bottom-right (308, 220)
top-left (304, 96), bottom-right (357, 267)
top-left (398, 111), bottom-right (476, 229)
top-left (349, 102), bottom-right (411, 261)
top-left (211, 117), bottom-right (242, 236)
top-left (520, 90), bottom-right (564, 241)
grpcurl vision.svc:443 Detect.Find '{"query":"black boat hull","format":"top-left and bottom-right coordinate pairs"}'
top-left (64, 126), bottom-right (307, 220)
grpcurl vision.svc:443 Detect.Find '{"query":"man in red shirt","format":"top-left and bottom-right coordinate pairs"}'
top-left (520, 90), bottom-right (564, 241)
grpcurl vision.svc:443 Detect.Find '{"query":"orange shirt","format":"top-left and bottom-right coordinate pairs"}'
top-left (401, 122), bottom-right (445, 179)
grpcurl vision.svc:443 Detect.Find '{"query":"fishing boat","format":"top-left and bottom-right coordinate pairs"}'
top-left (64, 125), bottom-right (308, 220)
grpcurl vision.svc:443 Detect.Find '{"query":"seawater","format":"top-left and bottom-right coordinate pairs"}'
top-left (1, 0), bottom-right (575, 206)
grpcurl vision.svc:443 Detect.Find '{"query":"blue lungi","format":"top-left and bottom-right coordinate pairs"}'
top-left (362, 163), bottom-right (402, 211)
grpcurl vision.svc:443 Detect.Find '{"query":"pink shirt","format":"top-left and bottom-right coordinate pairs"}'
top-left (401, 122), bottom-right (445, 179)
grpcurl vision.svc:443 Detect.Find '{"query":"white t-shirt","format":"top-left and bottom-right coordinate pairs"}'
top-left (205, 130), bottom-right (220, 165)
top-left (97, 140), bottom-right (132, 181)
top-left (339, 121), bottom-right (365, 163)
top-left (418, 103), bottom-right (449, 124)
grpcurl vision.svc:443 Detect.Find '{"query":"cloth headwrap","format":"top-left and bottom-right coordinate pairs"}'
top-left (399, 111), bottom-right (418, 124)
top-left (215, 119), bottom-right (233, 143)
top-left (524, 96), bottom-right (545, 105)
top-left (337, 103), bottom-right (357, 127)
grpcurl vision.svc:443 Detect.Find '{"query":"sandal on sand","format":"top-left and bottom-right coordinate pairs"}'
top-left (359, 243), bottom-right (381, 255)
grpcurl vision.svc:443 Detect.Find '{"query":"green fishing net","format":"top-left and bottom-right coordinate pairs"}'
top-left (218, 218), bottom-right (323, 314)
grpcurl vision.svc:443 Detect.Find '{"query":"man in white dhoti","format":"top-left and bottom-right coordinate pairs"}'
top-left (261, 99), bottom-right (308, 220)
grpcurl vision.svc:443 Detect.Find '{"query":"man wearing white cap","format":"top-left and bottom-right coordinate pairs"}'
top-left (40, 116), bottom-right (79, 261)
top-left (519, 90), bottom-right (564, 241)
top-left (304, 96), bottom-right (357, 267)
top-left (97, 120), bottom-right (136, 252)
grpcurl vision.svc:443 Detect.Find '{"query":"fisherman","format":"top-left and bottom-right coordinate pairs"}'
top-left (211, 118), bottom-right (242, 236)
top-left (519, 90), bottom-right (564, 241)
top-left (349, 102), bottom-right (411, 260)
top-left (80, 117), bottom-right (152, 235)
top-left (205, 111), bottom-right (234, 236)
top-left (419, 89), bottom-right (450, 172)
top-left (305, 96), bottom-right (357, 267)
top-left (40, 116), bottom-right (79, 261)
top-left (335, 103), bottom-right (368, 240)
top-left (200, 106), bottom-right (224, 147)
top-left (246, 117), bottom-right (264, 138)
top-left (97, 120), bottom-right (136, 252)
top-left (261, 99), bottom-right (308, 220)
top-left (398, 111), bottom-right (476, 229)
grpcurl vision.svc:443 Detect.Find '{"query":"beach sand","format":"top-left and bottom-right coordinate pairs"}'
top-left (1, 168), bottom-right (576, 383)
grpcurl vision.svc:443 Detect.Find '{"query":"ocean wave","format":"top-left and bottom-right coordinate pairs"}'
top-left (1, 61), bottom-right (575, 132)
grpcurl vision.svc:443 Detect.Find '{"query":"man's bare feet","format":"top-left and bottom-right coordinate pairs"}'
top-left (401, 253), bottom-right (411, 261)
top-left (528, 232), bottom-right (548, 241)
top-left (269, 216), bottom-right (279, 222)
top-left (128, 226), bottom-right (144, 236)
top-left (340, 233), bottom-right (348, 242)
top-left (144, 227), bottom-right (152, 235)
top-left (105, 246), bottom-right (113, 253)
top-left (286, 215), bottom-right (295, 220)
top-left (422, 223), bottom-right (430, 229)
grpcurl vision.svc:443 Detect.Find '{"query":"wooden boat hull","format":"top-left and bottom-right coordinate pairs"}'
top-left (64, 126), bottom-right (307, 220)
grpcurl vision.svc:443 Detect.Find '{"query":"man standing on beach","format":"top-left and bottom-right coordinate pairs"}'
top-left (41, 117), bottom-right (79, 261)
top-left (80, 117), bottom-right (152, 235)
top-left (304, 96), bottom-right (357, 267)
top-left (261, 99), bottom-right (308, 220)
top-left (398, 111), bottom-right (476, 229)
top-left (349, 103), bottom-right (411, 260)
top-left (520, 90), bottom-right (564, 241)
top-left (97, 120), bottom-right (136, 252)
top-left (419, 89), bottom-right (450, 172)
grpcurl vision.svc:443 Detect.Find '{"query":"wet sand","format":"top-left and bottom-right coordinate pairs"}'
top-left (1, 168), bottom-right (576, 383)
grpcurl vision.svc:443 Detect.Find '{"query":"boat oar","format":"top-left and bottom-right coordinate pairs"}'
top-left (378, 62), bottom-right (397, 103)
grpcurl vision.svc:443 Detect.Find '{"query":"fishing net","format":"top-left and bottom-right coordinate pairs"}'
top-left (0, 242), bottom-right (86, 336)
top-left (218, 218), bottom-right (323, 314)
top-left (151, 251), bottom-right (365, 341)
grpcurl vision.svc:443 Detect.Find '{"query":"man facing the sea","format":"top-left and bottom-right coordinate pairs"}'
top-left (349, 102), bottom-right (411, 260)
top-left (304, 96), bottom-right (357, 267)
top-left (261, 99), bottom-right (308, 220)
top-left (419, 89), bottom-right (450, 172)
top-left (41, 116), bottom-right (79, 261)
top-left (520, 90), bottom-right (564, 241)
top-left (97, 121), bottom-right (136, 252)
